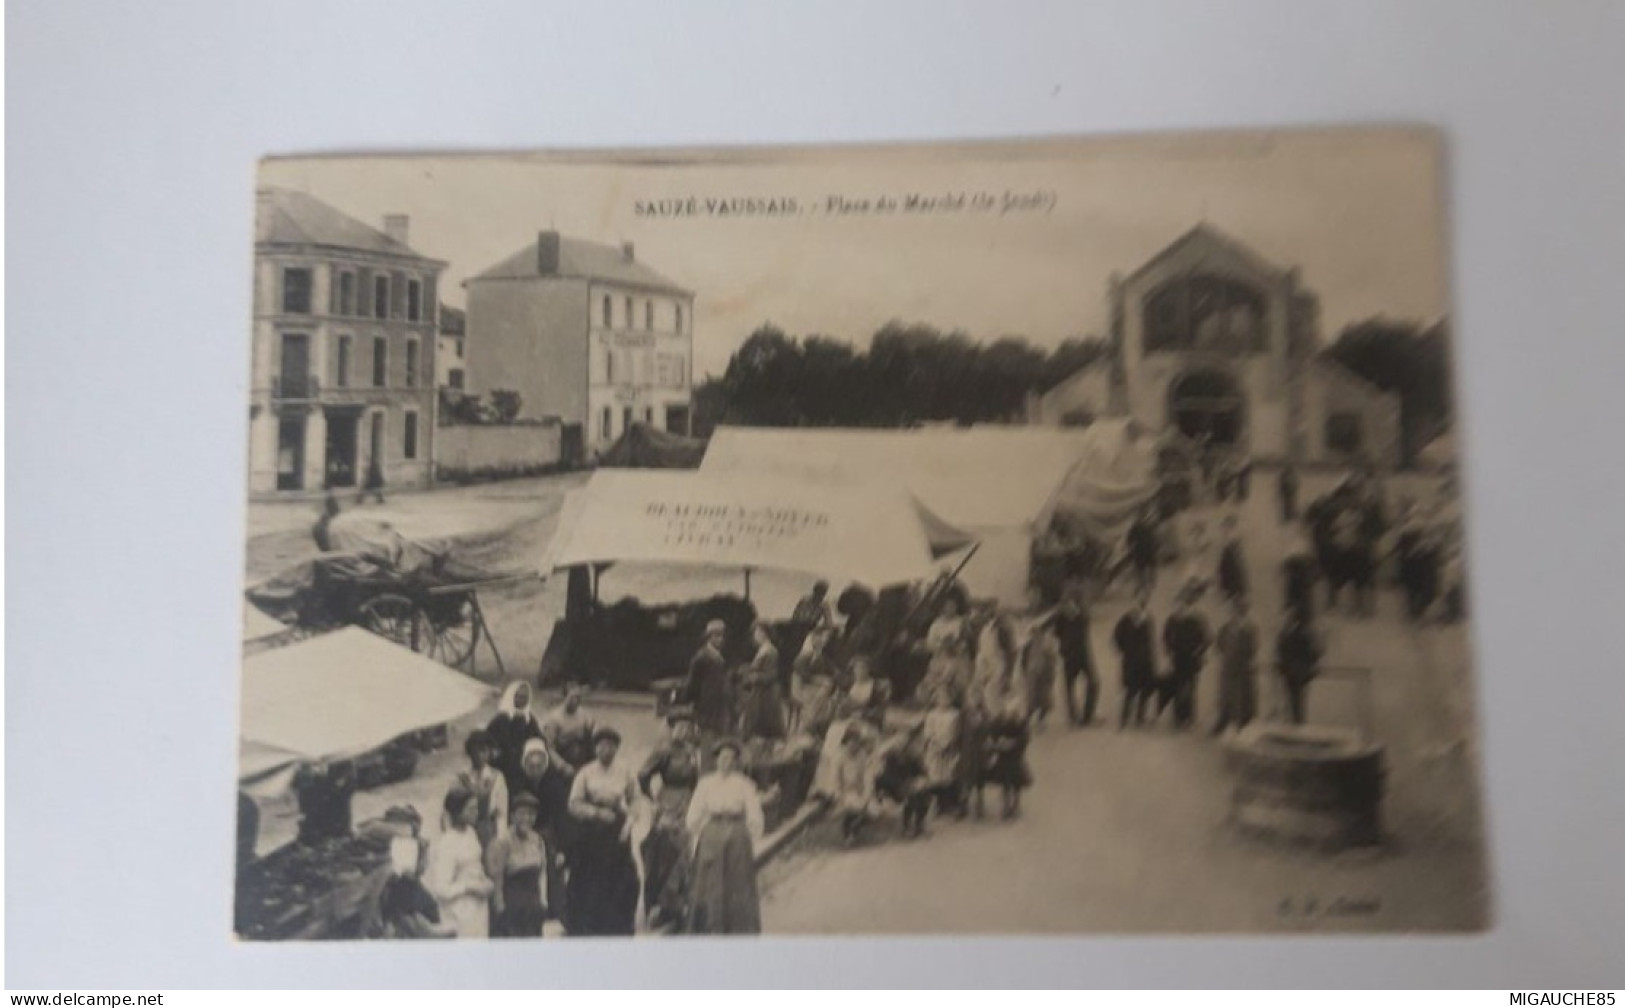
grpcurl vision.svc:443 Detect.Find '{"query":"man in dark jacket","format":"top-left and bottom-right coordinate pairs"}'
top-left (1275, 610), bottom-right (1324, 725)
top-left (1050, 585), bottom-right (1099, 727)
top-left (1112, 587), bottom-right (1158, 728)
top-left (1161, 585), bottom-right (1211, 729)
top-left (1216, 514), bottom-right (1248, 603)
top-left (1278, 463), bottom-right (1300, 524)
top-left (1127, 506), bottom-right (1162, 595)
top-left (686, 620), bottom-right (733, 737)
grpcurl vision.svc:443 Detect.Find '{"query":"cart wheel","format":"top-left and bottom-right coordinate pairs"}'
top-left (357, 594), bottom-right (431, 654)
top-left (429, 595), bottom-right (482, 671)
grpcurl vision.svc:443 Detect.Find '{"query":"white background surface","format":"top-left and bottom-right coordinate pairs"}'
top-left (7, 0), bottom-right (1623, 988)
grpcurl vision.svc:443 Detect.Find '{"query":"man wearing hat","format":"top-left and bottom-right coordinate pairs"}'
top-left (687, 619), bottom-right (733, 737)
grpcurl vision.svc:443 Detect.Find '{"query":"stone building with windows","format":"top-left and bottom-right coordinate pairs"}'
top-left (463, 231), bottom-right (694, 458)
top-left (436, 305), bottom-right (467, 390)
top-left (1031, 224), bottom-right (1400, 468)
top-left (248, 188), bottom-right (445, 496)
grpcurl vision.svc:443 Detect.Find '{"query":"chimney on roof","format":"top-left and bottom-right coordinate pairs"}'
top-left (621, 241), bottom-right (635, 263)
top-left (537, 231), bottom-right (561, 274)
top-left (383, 214), bottom-right (409, 246)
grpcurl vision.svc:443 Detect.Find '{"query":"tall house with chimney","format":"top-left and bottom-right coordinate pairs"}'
top-left (249, 188), bottom-right (445, 495)
top-left (463, 231), bottom-right (695, 455)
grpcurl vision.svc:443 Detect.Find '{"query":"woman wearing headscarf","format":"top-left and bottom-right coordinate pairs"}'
top-left (484, 792), bottom-right (550, 938)
top-left (510, 738), bottom-right (575, 924)
top-left (565, 727), bottom-right (642, 936)
top-left (686, 738), bottom-right (766, 934)
top-left (423, 788), bottom-right (495, 939)
top-left (638, 708), bottom-right (705, 931)
top-left (486, 681), bottom-right (544, 790)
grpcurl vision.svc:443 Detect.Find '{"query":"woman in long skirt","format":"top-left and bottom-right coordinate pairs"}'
top-left (637, 709), bottom-right (705, 930)
top-left (685, 738), bottom-right (766, 935)
top-left (423, 788), bottom-right (495, 938)
top-left (484, 792), bottom-right (549, 937)
top-left (565, 728), bottom-right (642, 936)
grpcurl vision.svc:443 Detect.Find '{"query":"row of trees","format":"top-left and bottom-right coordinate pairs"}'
top-left (692, 322), bottom-right (1109, 436)
top-left (693, 318), bottom-right (1456, 463)
top-left (438, 387), bottom-right (523, 426)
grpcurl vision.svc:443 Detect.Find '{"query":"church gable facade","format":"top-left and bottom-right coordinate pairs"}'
top-left (1036, 224), bottom-right (1400, 469)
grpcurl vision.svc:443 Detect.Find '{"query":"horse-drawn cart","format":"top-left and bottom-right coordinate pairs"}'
top-left (246, 551), bottom-right (527, 679)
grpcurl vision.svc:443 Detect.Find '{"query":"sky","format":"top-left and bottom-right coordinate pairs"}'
top-left (259, 130), bottom-right (1449, 380)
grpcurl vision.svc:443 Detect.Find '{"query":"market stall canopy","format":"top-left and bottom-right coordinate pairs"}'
top-left (598, 422), bottom-right (707, 469)
top-left (239, 627), bottom-right (492, 794)
top-left (698, 421), bottom-right (1158, 603)
top-left (1038, 418), bottom-right (1162, 541)
top-left (541, 469), bottom-right (974, 587)
top-left (701, 422), bottom-right (1154, 531)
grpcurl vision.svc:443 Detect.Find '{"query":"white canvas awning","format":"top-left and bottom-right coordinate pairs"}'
top-left (239, 627), bottom-right (493, 793)
top-left (541, 469), bottom-right (974, 588)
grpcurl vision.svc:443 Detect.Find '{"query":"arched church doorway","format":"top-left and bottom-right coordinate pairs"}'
top-left (1168, 368), bottom-right (1245, 446)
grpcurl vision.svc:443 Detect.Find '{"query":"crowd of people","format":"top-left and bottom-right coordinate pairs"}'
top-left (361, 457), bottom-right (1467, 942)
top-left (370, 680), bottom-right (767, 939)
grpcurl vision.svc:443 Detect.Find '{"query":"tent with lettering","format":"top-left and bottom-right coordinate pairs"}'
top-left (541, 469), bottom-right (974, 588)
top-left (239, 627), bottom-right (494, 797)
top-left (699, 420), bottom-right (1158, 604)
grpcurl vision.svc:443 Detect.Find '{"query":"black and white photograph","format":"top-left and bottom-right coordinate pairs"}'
top-left (235, 130), bottom-right (1489, 940)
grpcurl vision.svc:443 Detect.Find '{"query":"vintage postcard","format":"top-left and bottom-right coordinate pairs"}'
top-left (236, 128), bottom-right (1488, 939)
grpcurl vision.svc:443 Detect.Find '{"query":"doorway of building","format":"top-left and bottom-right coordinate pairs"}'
top-left (1168, 368), bottom-right (1245, 446)
top-left (324, 410), bottom-right (359, 488)
top-left (276, 414), bottom-right (305, 491)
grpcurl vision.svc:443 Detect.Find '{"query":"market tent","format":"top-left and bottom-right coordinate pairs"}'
top-left (1039, 417), bottom-right (1162, 541)
top-left (700, 421), bottom-right (1158, 604)
top-left (541, 469), bottom-right (974, 588)
top-left (239, 627), bottom-right (493, 795)
top-left (598, 422), bottom-right (707, 469)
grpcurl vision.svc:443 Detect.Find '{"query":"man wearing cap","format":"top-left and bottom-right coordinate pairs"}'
top-left (687, 620), bottom-right (733, 737)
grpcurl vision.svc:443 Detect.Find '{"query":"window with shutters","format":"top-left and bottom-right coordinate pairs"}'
top-left (405, 339), bottom-right (419, 387)
top-left (407, 279), bottom-right (422, 322)
top-left (605, 348), bottom-right (614, 384)
top-left (403, 411), bottom-right (419, 460)
top-left (373, 275), bottom-right (390, 319)
top-left (357, 268), bottom-right (373, 317)
top-left (337, 336), bottom-right (352, 388)
top-left (675, 303), bottom-right (684, 334)
top-left (624, 296), bottom-right (633, 329)
top-left (602, 295), bottom-right (612, 328)
top-left (372, 336), bottom-right (387, 387)
top-left (645, 301), bottom-right (653, 330)
top-left (337, 270), bottom-right (356, 316)
top-left (282, 268), bottom-right (313, 314)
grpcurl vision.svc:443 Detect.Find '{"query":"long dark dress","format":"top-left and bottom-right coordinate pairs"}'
top-left (565, 763), bottom-right (641, 936)
top-left (638, 739), bottom-right (703, 927)
top-left (687, 644), bottom-right (733, 737)
top-left (1214, 618), bottom-right (1259, 731)
top-left (1113, 611), bottom-right (1157, 725)
top-left (737, 644), bottom-right (787, 740)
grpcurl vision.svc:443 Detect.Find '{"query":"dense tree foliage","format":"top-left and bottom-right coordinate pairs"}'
top-left (1325, 318), bottom-right (1454, 465)
top-left (693, 321), bottom-right (1107, 436)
